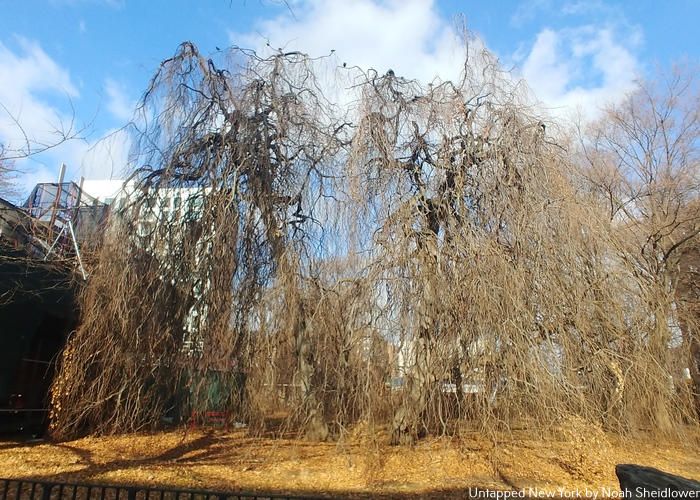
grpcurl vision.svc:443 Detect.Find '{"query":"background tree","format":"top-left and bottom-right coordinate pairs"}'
top-left (0, 145), bottom-right (15, 197)
top-left (577, 66), bottom-right (700, 414)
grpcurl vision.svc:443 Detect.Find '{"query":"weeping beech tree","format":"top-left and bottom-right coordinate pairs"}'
top-left (50, 41), bottom-right (698, 442)
top-left (347, 53), bottom-right (696, 442)
top-left (50, 42), bottom-right (347, 438)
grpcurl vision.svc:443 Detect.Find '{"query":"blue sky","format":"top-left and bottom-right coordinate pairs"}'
top-left (0, 0), bottom-right (698, 199)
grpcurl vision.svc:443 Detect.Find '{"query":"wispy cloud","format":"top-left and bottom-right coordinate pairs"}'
top-left (510, 0), bottom-right (552, 28)
top-left (0, 38), bottom-right (131, 195)
top-left (0, 37), bottom-right (81, 191)
top-left (79, 128), bottom-right (132, 180)
top-left (510, 0), bottom-right (624, 27)
top-left (230, 0), bottom-right (468, 86)
top-left (507, 0), bottom-right (644, 120)
top-left (104, 78), bottom-right (135, 123)
top-left (232, 0), bottom-right (641, 122)
top-left (520, 24), bottom-right (640, 120)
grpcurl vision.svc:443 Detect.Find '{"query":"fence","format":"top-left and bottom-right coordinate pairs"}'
top-left (0, 479), bottom-right (324, 500)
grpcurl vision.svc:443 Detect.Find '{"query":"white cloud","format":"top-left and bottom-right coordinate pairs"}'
top-left (0, 38), bottom-right (131, 199)
top-left (520, 25), bottom-right (640, 120)
top-left (0, 37), bottom-right (78, 112)
top-left (230, 0), bottom-right (467, 87)
top-left (78, 128), bottom-right (132, 180)
top-left (233, 0), bottom-right (641, 123)
top-left (104, 78), bottom-right (135, 123)
top-left (510, 0), bottom-right (552, 27)
top-left (0, 37), bottom-right (82, 193)
top-left (1, 2), bottom-right (644, 199)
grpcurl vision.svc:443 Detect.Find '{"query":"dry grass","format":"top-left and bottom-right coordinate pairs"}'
top-left (1, 420), bottom-right (698, 498)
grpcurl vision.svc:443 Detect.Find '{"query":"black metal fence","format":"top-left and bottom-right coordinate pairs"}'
top-left (0, 479), bottom-right (325, 500)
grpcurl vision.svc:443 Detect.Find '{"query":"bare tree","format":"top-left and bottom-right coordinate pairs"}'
top-left (0, 145), bottom-right (16, 197)
top-left (0, 94), bottom-right (85, 200)
top-left (49, 42), bottom-right (698, 443)
top-left (577, 65), bottom-right (700, 415)
top-left (0, 97), bottom-right (82, 163)
top-left (50, 42), bottom-right (347, 438)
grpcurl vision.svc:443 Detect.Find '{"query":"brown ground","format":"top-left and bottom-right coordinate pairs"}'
top-left (0, 418), bottom-right (698, 499)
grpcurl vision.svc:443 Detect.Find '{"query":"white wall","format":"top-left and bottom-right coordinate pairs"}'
top-left (81, 179), bottom-right (127, 205)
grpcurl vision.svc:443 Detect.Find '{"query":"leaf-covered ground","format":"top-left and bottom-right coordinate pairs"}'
top-left (0, 419), bottom-right (698, 499)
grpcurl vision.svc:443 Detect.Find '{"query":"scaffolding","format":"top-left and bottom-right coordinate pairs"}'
top-left (0, 165), bottom-right (109, 278)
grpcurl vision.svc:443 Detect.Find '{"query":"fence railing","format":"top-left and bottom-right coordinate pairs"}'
top-left (0, 479), bottom-right (324, 500)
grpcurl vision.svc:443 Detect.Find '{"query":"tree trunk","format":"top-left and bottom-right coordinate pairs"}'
top-left (391, 333), bottom-right (431, 445)
top-left (391, 276), bottom-right (436, 445)
top-left (690, 338), bottom-right (700, 416)
top-left (294, 297), bottom-right (329, 441)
